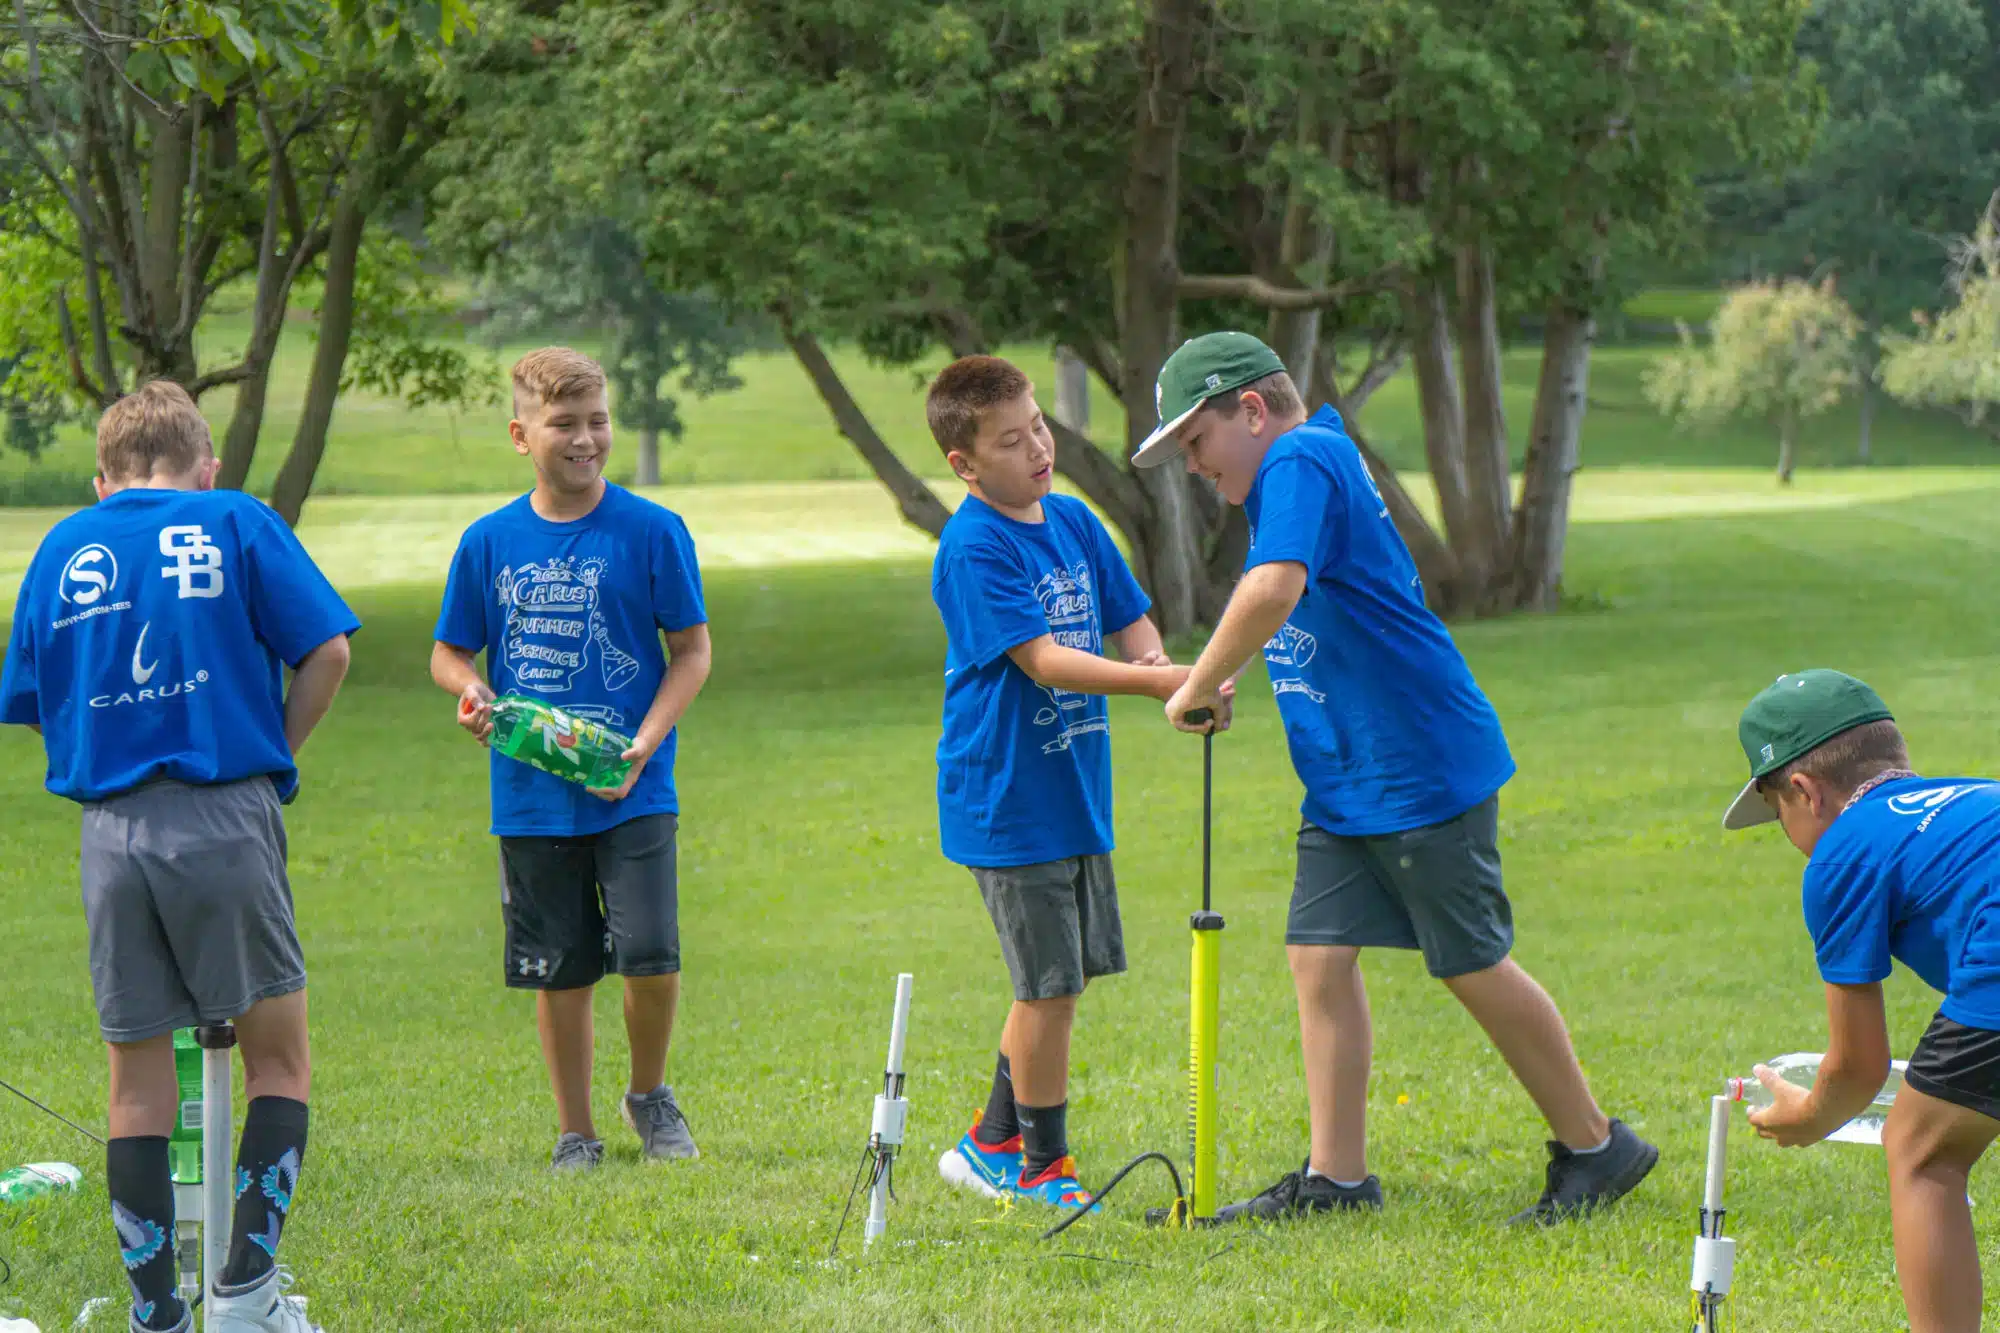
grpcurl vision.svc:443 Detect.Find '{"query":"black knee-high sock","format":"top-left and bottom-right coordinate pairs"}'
top-left (1016, 1100), bottom-right (1068, 1178)
top-left (973, 1052), bottom-right (1018, 1145)
top-left (219, 1097), bottom-right (309, 1291)
top-left (106, 1136), bottom-right (185, 1331)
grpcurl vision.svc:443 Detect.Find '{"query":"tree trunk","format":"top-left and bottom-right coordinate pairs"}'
top-left (1857, 335), bottom-right (1877, 464)
top-left (1308, 341), bottom-right (1462, 609)
top-left (268, 189), bottom-right (365, 526)
top-left (635, 425), bottom-right (661, 488)
top-left (1266, 98), bottom-right (1340, 397)
top-left (1456, 241), bottom-right (1513, 611)
top-left (1117, 0), bottom-right (1208, 635)
top-left (1510, 301), bottom-right (1594, 611)
top-left (1776, 405), bottom-right (1797, 485)
top-left (216, 358), bottom-right (276, 493)
top-left (785, 323), bottom-right (951, 537)
top-left (1404, 276), bottom-right (1478, 612)
top-left (1054, 347), bottom-right (1090, 435)
top-left (268, 96), bottom-right (412, 524)
top-left (138, 105), bottom-right (196, 385)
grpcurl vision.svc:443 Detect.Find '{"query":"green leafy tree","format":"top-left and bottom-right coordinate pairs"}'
top-left (1645, 277), bottom-right (1862, 482)
top-left (436, 0), bottom-right (1811, 625)
top-left (1879, 191), bottom-right (2000, 440)
top-left (0, 0), bottom-right (477, 519)
top-left (472, 221), bottom-right (751, 487)
top-left (1705, 0), bottom-right (2000, 458)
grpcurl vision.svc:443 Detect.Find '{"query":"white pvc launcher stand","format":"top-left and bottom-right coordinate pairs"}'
top-left (1690, 1094), bottom-right (1738, 1332)
top-left (191, 1024), bottom-right (237, 1328)
top-left (864, 974), bottom-right (914, 1249)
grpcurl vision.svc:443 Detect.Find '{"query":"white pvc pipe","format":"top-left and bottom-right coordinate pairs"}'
top-left (201, 1043), bottom-right (232, 1315)
top-left (884, 973), bottom-right (913, 1078)
top-left (1702, 1093), bottom-right (1730, 1222)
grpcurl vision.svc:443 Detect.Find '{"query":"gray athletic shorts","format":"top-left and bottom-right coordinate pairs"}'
top-left (971, 854), bottom-right (1126, 1001)
top-left (1287, 795), bottom-right (1513, 979)
top-left (80, 777), bottom-right (304, 1044)
top-left (499, 813), bottom-right (680, 990)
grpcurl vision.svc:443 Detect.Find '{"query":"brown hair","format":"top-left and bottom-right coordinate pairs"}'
top-left (1759, 720), bottom-right (1910, 800)
top-left (95, 380), bottom-right (213, 482)
top-left (511, 346), bottom-right (608, 418)
top-left (1200, 370), bottom-right (1304, 421)
top-left (926, 355), bottom-right (1031, 456)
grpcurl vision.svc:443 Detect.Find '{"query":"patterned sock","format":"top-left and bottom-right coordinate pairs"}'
top-left (973, 1053), bottom-right (1018, 1145)
top-left (1016, 1100), bottom-right (1069, 1178)
top-left (219, 1096), bottom-right (308, 1291)
top-left (105, 1137), bottom-right (185, 1331)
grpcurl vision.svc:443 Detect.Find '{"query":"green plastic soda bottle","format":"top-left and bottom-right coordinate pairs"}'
top-left (0, 1161), bottom-right (82, 1204)
top-left (169, 1028), bottom-right (201, 1185)
top-left (488, 694), bottom-right (635, 790)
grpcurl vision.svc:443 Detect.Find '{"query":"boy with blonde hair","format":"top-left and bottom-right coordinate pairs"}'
top-left (2, 380), bottom-right (356, 1332)
top-left (432, 348), bottom-right (712, 1170)
top-left (924, 354), bottom-right (1214, 1209)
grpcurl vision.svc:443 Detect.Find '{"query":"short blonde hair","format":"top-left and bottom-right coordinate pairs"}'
top-left (96, 380), bottom-right (212, 482)
top-left (511, 347), bottom-right (608, 418)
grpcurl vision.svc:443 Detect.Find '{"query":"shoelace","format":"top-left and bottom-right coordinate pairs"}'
top-left (642, 1096), bottom-right (689, 1132)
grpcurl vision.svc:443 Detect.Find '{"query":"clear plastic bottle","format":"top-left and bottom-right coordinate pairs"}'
top-left (486, 694), bottom-right (634, 790)
top-left (1726, 1052), bottom-right (1909, 1144)
top-left (0, 1162), bottom-right (82, 1204)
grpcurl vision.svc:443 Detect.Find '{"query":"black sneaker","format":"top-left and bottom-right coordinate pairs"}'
top-left (1508, 1118), bottom-right (1658, 1225)
top-left (1214, 1160), bottom-right (1383, 1224)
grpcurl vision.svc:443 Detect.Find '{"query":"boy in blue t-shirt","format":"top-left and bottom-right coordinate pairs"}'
top-left (1725, 670), bottom-right (2000, 1333)
top-left (432, 348), bottom-right (712, 1171)
top-left (1132, 332), bottom-right (1656, 1225)
top-left (1, 382), bottom-right (357, 1333)
top-left (924, 355), bottom-right (1209, 1210)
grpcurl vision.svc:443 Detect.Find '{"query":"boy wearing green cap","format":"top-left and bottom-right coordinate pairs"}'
top-left (1133, 331), bottom-right (1655, 1224)
top-left (1726, 669), bottom-right (2000, 1333)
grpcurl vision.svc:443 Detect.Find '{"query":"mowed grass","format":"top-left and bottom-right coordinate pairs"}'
top-left (1, 305), bottom-right (1992, 508)
top-left (2, 474), bottom-right (1999, 1330)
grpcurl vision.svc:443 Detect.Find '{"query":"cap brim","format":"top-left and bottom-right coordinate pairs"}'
top-left (1131, 402), bottom-right (1202, 469)
top-left (1722, 778), bottom-right (1777, 830)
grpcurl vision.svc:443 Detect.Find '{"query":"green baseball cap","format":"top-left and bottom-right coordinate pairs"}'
top-left (1722, 669), bottom-right (1895, 830)
top-left (1132, 331), bottom-right (1288, 468)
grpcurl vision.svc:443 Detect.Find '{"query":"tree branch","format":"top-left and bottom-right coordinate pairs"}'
top-left (187, 359), bottom-right (262, 396)
top-left (1177, 271), bottom-right (1392, 311)
top-left (780, 313), bottom-right (951, 538)
top-left (55, 285), bottom-right (113, 405)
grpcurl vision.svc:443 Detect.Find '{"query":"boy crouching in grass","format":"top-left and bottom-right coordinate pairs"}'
top-left (923, 354), bottom-right (1221, 1210)
top-left (1727, 669), bottom-right (2000, 1333)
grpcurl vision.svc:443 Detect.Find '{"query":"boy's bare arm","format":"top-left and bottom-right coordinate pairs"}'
top-left (1007, 634), bottom-right (1187, 701)
top-left (432, 641), bottom-right (495, 742)
top-left (284, 633), bottom-right (352, 756)
top-left (1750, 981), bottom-right (1892, 1145)
top-left (586, 623), bottom-right (712, 801)
top-left (1109, 614), bottom-right (1167, 664)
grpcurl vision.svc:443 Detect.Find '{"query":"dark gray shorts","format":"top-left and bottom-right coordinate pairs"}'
top-left (971, 854), bottom-right (1126, 1001)
top-left (81, 777), bottom-right (304, 1044)
top-left (1287, 796), bottom-right (1512, 979)
top-left (499, 813), bottom-right (680, 990)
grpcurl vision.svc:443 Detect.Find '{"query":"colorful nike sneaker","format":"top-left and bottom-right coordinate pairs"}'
top-left (1013, 1155), bottom-right (1099, 1212)
top-left (936, 1115), bottom-right (1024, 1198)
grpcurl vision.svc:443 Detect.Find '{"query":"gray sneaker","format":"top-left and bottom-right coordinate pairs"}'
top-left (550, 1132), bottom-right (605, 1172)
top-left (622, 1085), bottom-right (699, 1160)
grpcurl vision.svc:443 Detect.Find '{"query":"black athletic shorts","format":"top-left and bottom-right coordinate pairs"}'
top-left (498, 813), bottom-right (680, 990)
top-left (1905, 1011), bottom-right (2000, 1123)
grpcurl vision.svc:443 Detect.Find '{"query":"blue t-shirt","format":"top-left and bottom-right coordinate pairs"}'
top-left (1243, 407), bottom-right (1515, 836)
top-left (1803, 776), bottom-right (2000, 1031)
top-left (435, 485), bottom-right (706, 838)
top-left (932, 493), bottom-right (1151, 868)
top-left (0, 488), bottom-right (359, 804)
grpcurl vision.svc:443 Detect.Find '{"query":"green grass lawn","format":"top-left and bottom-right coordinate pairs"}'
top-left (3, 471), bottom-right (1999, 1330)
top-left (2, 308), bottom-right (1991, 509)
